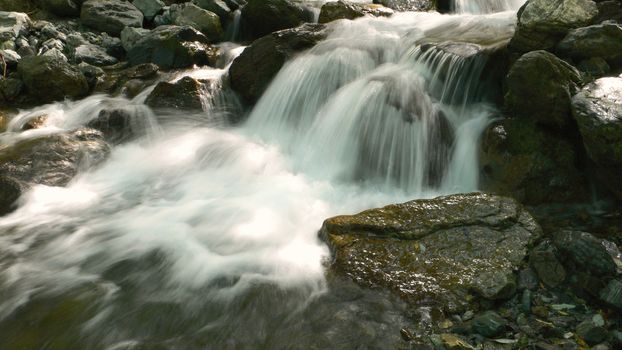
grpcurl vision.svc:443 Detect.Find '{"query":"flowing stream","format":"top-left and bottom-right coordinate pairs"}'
top-left (0, 2), bottom-right (523, 349)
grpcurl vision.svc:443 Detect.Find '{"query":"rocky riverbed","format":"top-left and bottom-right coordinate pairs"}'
top-left (0, 0), bottom-right (622, 349)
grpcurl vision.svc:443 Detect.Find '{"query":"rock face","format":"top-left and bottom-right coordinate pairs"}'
top-left (17, 55), bottom-right (89, 103)
top-left (479, 118), bottom-right (588, 204)
top-left (229, 23), bottom-right (328, 104)
top-left (319, 193), bottom-right (541, 312)
top-left (504, 50), bottom-right (582, 128)
top-left (240, 0), bottom-right (307, 40)
top-left (571, 75), bottom-right (622, 199)
top-left (0, 128), bottom-right (110, 187)
top-left (81, 0), bottom-right (144, 36)
top-left (127, 25), bottom-right (215, 69)
top-left (509, 0), bottom-right (598, 53)
top-left (170, 3), bottom-right (222, 42)
top-left (557, 23), bottom-right (622, 69)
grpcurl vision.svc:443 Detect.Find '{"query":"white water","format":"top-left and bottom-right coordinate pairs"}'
top-left (0, 6), bottom-right (520, 349)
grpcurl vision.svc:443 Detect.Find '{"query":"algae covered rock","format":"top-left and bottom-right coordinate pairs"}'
top-left (320, 193), bottom-right (541, 312)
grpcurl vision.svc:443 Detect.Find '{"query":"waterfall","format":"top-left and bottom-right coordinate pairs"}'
top-left (0, 8), bottom-right (520, 350)
top-left (451, 0), bottom-right (526, 14)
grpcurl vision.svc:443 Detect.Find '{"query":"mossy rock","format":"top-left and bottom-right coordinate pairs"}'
top-left (320, 193), bottom-right (541, 312)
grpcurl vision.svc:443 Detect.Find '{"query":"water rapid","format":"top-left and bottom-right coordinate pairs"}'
top-left (0, 3), bottom-right (522, 349)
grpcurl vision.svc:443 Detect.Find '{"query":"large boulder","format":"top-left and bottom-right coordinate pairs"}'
top-left (127, 25), bottom-right (217, 69)
top-left (229, 23), bottom-right (328, 104)
top-left (240, 0), bottom-right (307, 40)
top-left (169, 2), bottom-right (222, 42)
top-left (571, 75), bottom-right (622, 200)
top-left (0, 128), bottom-right (110, 187)
top-left (38, 0), bottom-right (81, 17)
top-left (557, 23), bottom-right (622, 69)
top-left (17, 55), bottom-right (89, 103)
top-left (479, 118), bottom-right (588, 204)
top-left (80, 0), bottom-right (144, 36)
top-left (504, 50), bottom-right (582, 128)
top-left (320, 193), bottom-right (541, 312)
top-left (372, 0), bottom-right (435, 11)
top-left (508, 0), bottom-right (598, 53)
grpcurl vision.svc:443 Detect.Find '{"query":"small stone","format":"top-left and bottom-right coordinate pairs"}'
top-left (599, 278), bottom-right (622, 309)
top-left (576, 318), bottom-right (608, 345)
top-left (532, 306), bottom-right (549, 319)
top-left (472, 311), bottom-right (507, 338)
top-left (440, 333), bottom-right (475, 350)
top-left (521, 290), bottom-right (532, 314)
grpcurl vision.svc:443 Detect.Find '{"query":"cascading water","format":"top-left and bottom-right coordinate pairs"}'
top-left (0, 3), bottom-right (523, 349)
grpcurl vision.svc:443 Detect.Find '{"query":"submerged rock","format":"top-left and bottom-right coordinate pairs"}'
top-left (0, 128), bottom-right (110, 187)
top-left (319, 193), bottom-right (541, 312)
top-left (81, 0), bottom-right (144, 36)
top-left (509, 0), bottom-right (598, 53)
top-left (17, 55), bottom-right (89, 103)
top-left (240, 0), bottom-right (307, 40)
top-left (571, 75), bottom-right (622, 200)
top-left (504, 50), bottom-right (582, 128)
top-left (229, 23), bottom-right (328, 104)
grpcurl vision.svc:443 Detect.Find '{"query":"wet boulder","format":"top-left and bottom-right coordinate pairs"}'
top-left (145, 76), bottom-right (206, 111)
top-left (240, 0), bottom-right (307, 40)
top-left (479, 118), bottom-right (588, 205)
top-left (127, 25), bottom-right (217, 69)
top-left (95, 62), bottom-right (160, 94)
top-left (372, 0), bottom-right (435, 12)
top-left (170, 3), bottom-right (222, 42)
top-left (80, 0), bottom-right (144, 36)
top-left (0, 128), bottom-right (110, 187)
top-left (509, 0), bottom-right (598, 53)
top-left (504, 50), bottom-right (582, 128)
top-left (229, 23), bottom-right (328, 104)
top-left (571, 75), bottom-right (622, 199)
top-left (557, 22), bottom-right (622, 69)
top-left (192, 0), bottom-right (232, 22)
top-left (17, 55), bottom-right (89, 103)
top-left (87, 106), bottom-right (154, 144)
top-left (319, 193), bottom-right (541, 312)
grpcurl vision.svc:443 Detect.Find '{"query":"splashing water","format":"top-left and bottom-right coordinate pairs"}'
top-left (0, 8), bottom-right (519, 350)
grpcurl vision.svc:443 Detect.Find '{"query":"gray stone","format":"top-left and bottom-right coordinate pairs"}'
top-left (17, 55), bottom-right (88, 102)
top-left (120, 26), bottom-right (150, 52)
top-left (505, 50), bottom-right (582, 128)
top-left (192, 0), bottom-right (231, 21)
top-left (81, 0), bottom-right (144, 36)
top-left (472, 311), bottom-right (507, 338)
top-left (600, 278), bottom-right (622, 309)
top-left (319, 193), bottom-right (541, 311)
top-left (127, 25), bottom-right (215, 69)
top-left (530, 241), bottom-right (566, 288)
top-left (553, 230), bottom-right (616, 276)
top-left (576, 318), bottom-right (608, 345)
top-left (41, 48), bottom-right (68, 62)
top-left (557, 23), bottom-right (622, 68)
top-left (0, 12), bottom-right (30, 42)
top-left (132, 0), bottom-right (165, 21)
top-left (571, 75), bottom-right (622, 200)
top-left (74, 44), bottom-right (118, 66)
top-left (170, 3), bottom-right (222, 42)
top-left (509, 0), bottom-right (599, 53)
